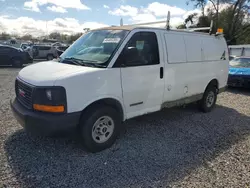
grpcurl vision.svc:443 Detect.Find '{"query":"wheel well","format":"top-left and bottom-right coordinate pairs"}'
top-left (81, 98), bottom-right (124, 121)
top-left (206, 79), bottom-right (219, 92)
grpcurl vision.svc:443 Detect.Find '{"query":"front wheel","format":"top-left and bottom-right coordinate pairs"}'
top-left (79, 106), bottom-right (121, 152)
top-left (199, 86), bottom-right (217, 113)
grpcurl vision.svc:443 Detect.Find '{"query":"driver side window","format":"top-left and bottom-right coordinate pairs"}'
top-left (118, 32), bottom-right (159, 67)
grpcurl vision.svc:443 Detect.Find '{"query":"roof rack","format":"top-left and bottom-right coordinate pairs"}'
top-left (119, 11), bottom-right (214, 35)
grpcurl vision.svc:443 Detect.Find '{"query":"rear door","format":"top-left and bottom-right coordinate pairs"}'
top-left (38, 46), bottom-right (47, 58)
top-left (32, 46), bottom-right (39, 59)
top-left (115, 31), bottom-right (165, 119)
top-left (0, 47), bottom-right (12, 65)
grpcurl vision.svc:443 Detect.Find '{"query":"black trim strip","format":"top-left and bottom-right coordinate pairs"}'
top-left (130, 102), bottom-right (143, 107)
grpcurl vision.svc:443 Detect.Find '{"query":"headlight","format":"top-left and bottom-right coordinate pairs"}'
top-left (33, 87), bottom-right (67, 113)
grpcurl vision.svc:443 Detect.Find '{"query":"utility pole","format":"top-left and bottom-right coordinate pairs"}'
top-left (216, 0), bottom-right (220, 28)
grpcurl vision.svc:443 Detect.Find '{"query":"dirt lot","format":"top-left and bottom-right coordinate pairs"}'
top-left (0, 67), bottom-right (250, 188)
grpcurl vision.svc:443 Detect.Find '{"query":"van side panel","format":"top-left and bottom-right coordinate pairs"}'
top-left (184, 35), bottom-right (202, 62)
top-left (200, 36), bottom-right (229, 91)
top-left (163, 32), bottom-right (187, 101)
top-left (163, 31), bottom-right (228, 104)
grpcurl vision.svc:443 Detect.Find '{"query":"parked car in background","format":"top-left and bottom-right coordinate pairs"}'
top-left (51, 42), bottom-right (63, 47)
top-left (228, 57), bottom-right (250, 88)
top-left (229, 55), bottom-right (237, 61)
top-left (0, 45), bottom-right (33, 67)
top-left (20, 43), bottom-right (32, 50)
top-left (20, 43), bottom-right (33, 56)
top-left (32, 45), bottom-right (58, 60)
top-left (56, 45), bottom-right (69, 56)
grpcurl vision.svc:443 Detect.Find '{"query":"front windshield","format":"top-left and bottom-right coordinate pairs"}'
top-left (229, 58), bottom-right (250, 68)
top-left (60, 30), bottom-right (129, 67)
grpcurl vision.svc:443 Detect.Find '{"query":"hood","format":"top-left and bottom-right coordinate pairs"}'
top-left (18, 61), bottom-right (100, 86)
top-left (229, 67), bottom-right (250, 76)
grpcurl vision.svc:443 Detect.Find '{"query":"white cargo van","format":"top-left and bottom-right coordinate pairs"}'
top-left (11, 24), bottom-right (229, 152)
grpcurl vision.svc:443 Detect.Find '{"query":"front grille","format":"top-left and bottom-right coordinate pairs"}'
top-left (228, 75), bottom-right (250, 87)
top-left (15, 79), bottom-right (34, 109)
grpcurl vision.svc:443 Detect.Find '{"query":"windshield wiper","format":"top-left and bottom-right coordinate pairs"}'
top-left (80, 59), bottom-right (106, 68)
top-left (63, 57), bottom-right (83, 66)
top-left (62, 57), bottom-right (106, 68)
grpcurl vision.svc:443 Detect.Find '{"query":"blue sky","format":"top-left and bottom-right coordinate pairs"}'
top-left (0, 0), bottom-right (201, 36)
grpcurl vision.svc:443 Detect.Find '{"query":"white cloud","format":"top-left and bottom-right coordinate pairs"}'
top-left (109, 5), bottom-right (138, 17)
top-left (108, 3), bottom-right (186, 27)
top-left (47, 6), bottom-right (67, 13)
top-left (103, 5), bottom-right (110, 9)
top-left (24, 0), bottom-right (90, 12)
top-left (109, 2), bottom-right (230, 28)
top-left (130, 13), bottom-right (157, 23)
top-left (0, 0), bottom-right (6, 2)
top-left (24, 1), bottom-right (40, 12)
top-left (146, 2), bottom-right (186, 17)
top-left (0, 15), bottom-right (108, 36)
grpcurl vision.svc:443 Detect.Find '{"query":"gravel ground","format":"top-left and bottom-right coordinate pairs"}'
top-left (0, 67), bottom-right (250, 188)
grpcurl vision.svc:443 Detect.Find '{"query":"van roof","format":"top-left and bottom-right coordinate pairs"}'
top-left (94, 25), bottom-right (212, 36)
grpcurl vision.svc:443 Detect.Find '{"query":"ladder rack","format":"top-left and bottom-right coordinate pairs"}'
top-left (119, 11), bottom-right (214, 34)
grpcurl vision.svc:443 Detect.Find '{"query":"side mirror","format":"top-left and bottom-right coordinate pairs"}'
top-left (124, 47), bottom-right (138, 56)
top-left (124, 47), bottom-right (141, 66)
top-left (115, 47), bottom-right (140, 67)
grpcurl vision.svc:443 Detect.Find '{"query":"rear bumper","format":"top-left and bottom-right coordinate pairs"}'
top-left (10, 98), bottom-right (81, 136)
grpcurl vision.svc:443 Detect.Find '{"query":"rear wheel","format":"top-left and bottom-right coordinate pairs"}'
top-left (199, 86), bottom-right (217, 113)
top-left (79, 106), bottom-right (121, 152)
top-left (12, 58), bottom-right (23, 68)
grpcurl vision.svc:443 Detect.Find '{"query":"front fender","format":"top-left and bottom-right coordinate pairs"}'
top-left (54, 68), bottom-right (124, 117)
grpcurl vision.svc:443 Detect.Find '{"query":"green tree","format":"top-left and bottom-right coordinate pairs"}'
top-left (187, 0), bottom-right (232, 28)
top-left (21, 34), bottom-right (32, 41)
top-left (185, 13), bottom-right (198, 24)
top-left (187, 0), bottom-right (250, 44)
top-left (49, 32), bottom-right (61, 40)
top-left (0, 32), bottom-right (10, 40)
top-left (176, 24), bottom-right (187, 29)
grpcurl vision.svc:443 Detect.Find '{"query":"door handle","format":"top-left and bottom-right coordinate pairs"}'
top-left (160, 67), bottom-right (164, 79)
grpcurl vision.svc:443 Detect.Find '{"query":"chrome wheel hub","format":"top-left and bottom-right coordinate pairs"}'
top-left (92, 116), bottom-right (114, 143)
top-left (206, 91), bottom-right (215, 108)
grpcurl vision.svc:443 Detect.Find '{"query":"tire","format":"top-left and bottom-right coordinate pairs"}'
top-left (199, 85), bottom-right (217, 113)
top-left (79, 106), bottom-right (121, 153)
top-left (47, 54), bottom-right (54, 61)
top-left (12, 58), bottom-right (23, 68)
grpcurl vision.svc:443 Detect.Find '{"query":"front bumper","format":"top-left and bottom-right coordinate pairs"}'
top-left (227, 75), bottom-right (250, 88)
top-left (10, 98), bottom-right (81, 136)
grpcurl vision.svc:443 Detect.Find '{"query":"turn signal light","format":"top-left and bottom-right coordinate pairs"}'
top-left (33, 104), bottom-right (64, 113)
top-left (217, 28), bottom-right (223, 33)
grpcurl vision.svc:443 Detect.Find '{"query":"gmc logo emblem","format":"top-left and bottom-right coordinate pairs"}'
top-left (19, 89), bottom-right (25, 97)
